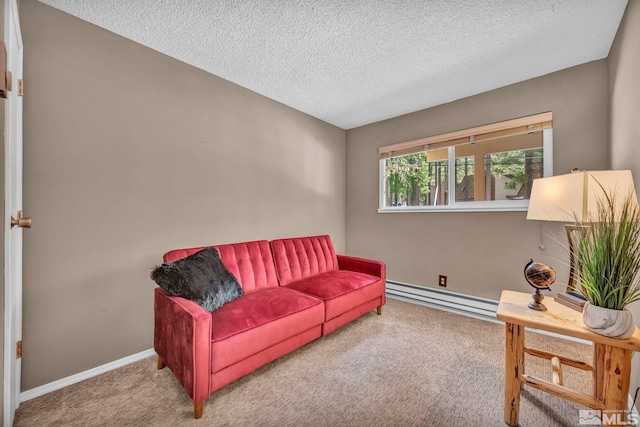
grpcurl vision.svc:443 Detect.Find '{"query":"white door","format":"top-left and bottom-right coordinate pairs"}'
top-left (3, 0), bottom-right (24, 426)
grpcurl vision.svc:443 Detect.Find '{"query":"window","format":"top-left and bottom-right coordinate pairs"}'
top-left (378, 113), bottom-right (552, 212)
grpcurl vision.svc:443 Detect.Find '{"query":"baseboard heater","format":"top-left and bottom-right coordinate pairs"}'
top-left (385, 280), bottom-right (499, 323)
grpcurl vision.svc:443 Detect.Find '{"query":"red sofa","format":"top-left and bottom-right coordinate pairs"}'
top-left (154, 235), bottom-right (386, 418)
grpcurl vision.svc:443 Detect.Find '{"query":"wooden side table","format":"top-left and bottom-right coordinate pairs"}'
top-left (496, 290), bottom-right (640, 426)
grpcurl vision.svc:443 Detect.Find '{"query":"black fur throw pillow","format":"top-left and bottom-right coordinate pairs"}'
top-left (150, 247), bottom-right (244, 312)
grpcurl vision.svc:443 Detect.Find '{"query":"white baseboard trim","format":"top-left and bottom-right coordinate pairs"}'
top-left (20, 348), bottom-right (156, 403)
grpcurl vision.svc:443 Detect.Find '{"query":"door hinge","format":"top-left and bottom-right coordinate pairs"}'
top-left (18, 79), bottom-right (23, 96)
top-left (16, 341), bottom-right (22, 358)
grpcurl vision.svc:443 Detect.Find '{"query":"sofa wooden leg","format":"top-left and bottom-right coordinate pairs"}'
top-left (377, 306), bottom-right (382, 315)
top-left (194, 401), bottom-right (204, 419)
top-left (157, 356), bottom-right (165, 370)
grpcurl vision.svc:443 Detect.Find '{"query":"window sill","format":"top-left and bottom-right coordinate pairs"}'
top-left (378, 200), bottom-right (529, 213)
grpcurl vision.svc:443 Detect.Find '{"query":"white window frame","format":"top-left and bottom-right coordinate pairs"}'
top-left (378, 119), bottom-right (553, 213)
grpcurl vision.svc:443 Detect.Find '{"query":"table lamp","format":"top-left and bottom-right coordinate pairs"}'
top-left (526, 169), bottom-right (639, 310)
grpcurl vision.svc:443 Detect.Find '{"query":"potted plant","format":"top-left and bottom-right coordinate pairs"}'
top-left (578, 188), bottom-right (640, 339)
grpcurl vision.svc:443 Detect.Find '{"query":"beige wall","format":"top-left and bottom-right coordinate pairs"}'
top-left (20, 0), bottom-right (345, 390)
top-left (608, 0), bottom-right (640, 409)
top-left (609, 1), bottom-right (640, 182)
top-left (346, 59), bottom-right (609, 300)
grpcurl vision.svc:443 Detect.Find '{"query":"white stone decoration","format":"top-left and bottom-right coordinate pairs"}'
top-left (582, 302), bottom-right (636, 339)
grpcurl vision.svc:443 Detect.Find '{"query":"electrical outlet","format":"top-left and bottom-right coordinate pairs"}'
top-left (439, 275), bottom-right (447, 287)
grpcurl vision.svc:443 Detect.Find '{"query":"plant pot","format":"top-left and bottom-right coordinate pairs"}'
top-left (582, 302), bottom-right (636, 339)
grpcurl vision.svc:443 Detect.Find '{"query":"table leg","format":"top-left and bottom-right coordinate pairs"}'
top-left (593, 343), bottom-right (605, 402)
top-left (505, 322), bottom-right (524, 426)
top-left (602, 345), bottom-right (632, 423)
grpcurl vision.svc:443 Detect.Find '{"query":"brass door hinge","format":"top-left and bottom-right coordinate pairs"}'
top-left (18, 79), bottom-right (23, 96)
top-left (16, 341), bottom-right (22, 358)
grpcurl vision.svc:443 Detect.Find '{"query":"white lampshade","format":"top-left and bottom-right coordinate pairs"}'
top-left (527, 170), bottom-right (639, 222)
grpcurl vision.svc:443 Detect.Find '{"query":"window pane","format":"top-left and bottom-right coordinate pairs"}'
top-left (455, 156), bottom-right (475, 202)
top-left (378, 116), bottom-right (551, 212)
top-left (453, 133), bottom-right (543, 202)
top-left (384, 152), bottom-right (448, 207)
top-left (486, 149), bottom-right (543, 200)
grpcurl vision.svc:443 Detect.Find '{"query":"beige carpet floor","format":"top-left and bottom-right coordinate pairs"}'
top-left (14, 298), bottom-right (594, 426)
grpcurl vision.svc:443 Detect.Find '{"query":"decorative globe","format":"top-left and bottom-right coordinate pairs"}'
top-left (524, 259), bottom-right (556, 290)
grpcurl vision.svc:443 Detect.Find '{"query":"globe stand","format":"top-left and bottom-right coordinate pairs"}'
top-left (528, 288), bottom-right (547, 311)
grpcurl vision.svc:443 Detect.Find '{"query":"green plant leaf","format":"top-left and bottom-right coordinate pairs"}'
top-left (577, 187), bottom-right (640, 310)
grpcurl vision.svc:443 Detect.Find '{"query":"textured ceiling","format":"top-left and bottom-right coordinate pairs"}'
top-left (39, 0), bottom-right (628, 129)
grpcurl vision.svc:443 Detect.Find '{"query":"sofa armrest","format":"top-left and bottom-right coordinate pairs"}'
top-left (154, 288), bottom-right (211, 405)
top-left (337, 255), bottom-right (386, 281)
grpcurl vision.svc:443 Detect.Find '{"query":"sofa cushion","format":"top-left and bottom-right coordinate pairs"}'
top-left (284, 270), bottom-right (384, 320)
top-left (210, 287), bottom-right (324, 372)
top-left (151, 247), bottom-right (244, 312)
top-left (215, 241), bottom-right (279, 293)
top-left (271, 235), bottom-right (339, 286)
